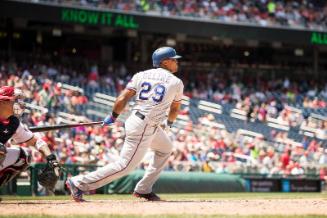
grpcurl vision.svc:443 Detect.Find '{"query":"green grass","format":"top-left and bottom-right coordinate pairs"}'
top-left (1, 192), bottom-right (327, 201)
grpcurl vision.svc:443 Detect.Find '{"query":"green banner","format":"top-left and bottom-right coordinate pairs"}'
top-left (311, 32), bottom-right (327, 45)
top-left (1, 1), bottom-right (324, 45)
top-left (107, 170), bottom-right (246, 194)
top-left (61, 8), bottom-right (139, 29)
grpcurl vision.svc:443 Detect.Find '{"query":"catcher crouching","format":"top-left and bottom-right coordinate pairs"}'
top-left (0, 86), bottom-right (61, 193)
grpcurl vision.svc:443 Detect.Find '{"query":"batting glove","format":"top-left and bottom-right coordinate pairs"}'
top-left (102, 115), bottom-right (116, 126)
top-left (103, 111), bottom-right (120, 126)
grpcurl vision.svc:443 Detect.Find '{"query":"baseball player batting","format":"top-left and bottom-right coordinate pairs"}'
top-left (66, 46), bottom-right (183, 202)
top-left (0, 86), bottom-right (61, 190)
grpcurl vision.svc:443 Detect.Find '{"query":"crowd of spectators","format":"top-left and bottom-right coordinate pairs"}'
top-left (183, 70), bottom-right (326, 127)
top-left (166, 113), bottom-right (326, 178)
top-left (31, 0), bottom-right (327, 30)
top-left (1, 61), bottom-right (327, 179)
top-left (2, 58), bottom-right (326, 122)
top-left (183, 70), bottom-right (327, 107)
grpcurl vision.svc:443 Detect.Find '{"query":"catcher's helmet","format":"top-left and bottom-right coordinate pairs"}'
top-left (0, 86), bottom-right (25, 101)
top-left (152, 47), bottom-right (181, 67)
top-left (0, 86), bottom-right (15, 101)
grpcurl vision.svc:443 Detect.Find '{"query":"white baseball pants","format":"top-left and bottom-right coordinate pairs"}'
top-left (71, 112), bottom-right (173, 193)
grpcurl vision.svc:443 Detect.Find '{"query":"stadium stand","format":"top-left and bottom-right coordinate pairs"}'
top-left (0, 0), bottom-right (326, 191)
top-left (30, 0), bottom-right (327, 30)
top-left (1, 62), bottom-right (326, 177)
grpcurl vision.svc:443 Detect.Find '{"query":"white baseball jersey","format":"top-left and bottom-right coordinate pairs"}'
top-left (126, 68), bottom-right (184, 124)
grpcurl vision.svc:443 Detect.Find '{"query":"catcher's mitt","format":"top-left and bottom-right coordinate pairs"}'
top-left (38, 154), bottom-right (62, 192)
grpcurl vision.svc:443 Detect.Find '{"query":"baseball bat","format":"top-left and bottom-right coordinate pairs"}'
top-left (29, 121), bottom-right (104, 132)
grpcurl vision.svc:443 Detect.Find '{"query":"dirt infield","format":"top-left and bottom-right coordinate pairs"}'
top-left (1, 198), bottom-right (327, 216)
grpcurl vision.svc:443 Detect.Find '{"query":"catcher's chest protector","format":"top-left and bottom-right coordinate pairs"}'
top-left (0, 116), bottom-right (19, 144)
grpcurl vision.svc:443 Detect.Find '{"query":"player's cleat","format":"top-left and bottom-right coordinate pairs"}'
top-left (133, 191), bottom-right (161, 201)
top-left (65, 178), bottom-right (85, 202)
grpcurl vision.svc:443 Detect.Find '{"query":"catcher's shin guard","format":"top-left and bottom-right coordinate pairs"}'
top-left (0, 147), bottom-right (31, 187)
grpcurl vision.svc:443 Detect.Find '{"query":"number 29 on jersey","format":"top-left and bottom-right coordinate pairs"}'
top-left (139, 82), bottom-right (166, 103)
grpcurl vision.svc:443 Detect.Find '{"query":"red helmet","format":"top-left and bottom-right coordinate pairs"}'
top-left (0, 86), bottom-right (15, 101)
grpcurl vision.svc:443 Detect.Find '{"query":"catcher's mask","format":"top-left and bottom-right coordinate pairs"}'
top-left (0, 86), bottom-right (26, 116)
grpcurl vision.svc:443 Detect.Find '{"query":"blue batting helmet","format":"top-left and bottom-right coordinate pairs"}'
top-left (152, 47), bottom-right (181, 67)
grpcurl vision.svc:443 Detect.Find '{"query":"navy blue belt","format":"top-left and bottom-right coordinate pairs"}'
top-left (135, 111), bottom-right (145, 120)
